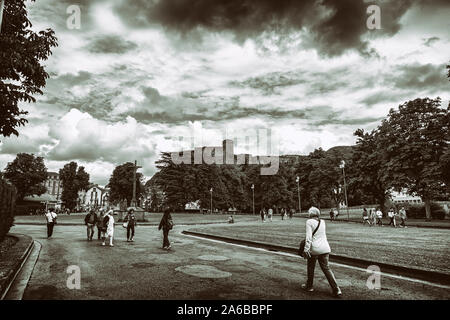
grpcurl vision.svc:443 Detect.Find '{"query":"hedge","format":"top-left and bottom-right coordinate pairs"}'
top-left (403, 202), bottom-right (446, 220)
top-left (0, 178), bottom-right (17, 242)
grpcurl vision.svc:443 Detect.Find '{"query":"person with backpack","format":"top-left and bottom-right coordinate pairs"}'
top-left (301, 206), bottom-right (342, 298)
top-left (123, 208), bottom-right (137, 242)
top-left (102, 210), bottom-right (115, 247)
top-left (158, 208), bottom-right (174, 250)
top-left (84, 209), bottom-right (97, 241)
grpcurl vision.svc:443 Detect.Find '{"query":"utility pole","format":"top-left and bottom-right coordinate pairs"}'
top-left (131, 160), bottom-right (142, 208)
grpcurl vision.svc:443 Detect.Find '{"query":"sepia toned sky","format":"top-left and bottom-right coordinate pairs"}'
top-left (1, 0), bottom-right (449, 185)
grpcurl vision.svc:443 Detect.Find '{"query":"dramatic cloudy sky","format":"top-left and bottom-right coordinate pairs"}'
top-left (1, 0), bottom-right (449, 185)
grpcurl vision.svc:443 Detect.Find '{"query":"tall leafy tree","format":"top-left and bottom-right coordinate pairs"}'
top-left (352, 128), bottom-right (391, 214)
top-left (59, 162), bottom-right (90, 210)
top-left (3, 153), bottom-right (47, 200)
top-left (377, 98), bottom-right (449, 220)
top-left (108, 162), bottom-right (144, 206)
top-left (0, 0), bottom-right (58, 137)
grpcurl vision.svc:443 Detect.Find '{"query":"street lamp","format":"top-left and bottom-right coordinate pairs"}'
top-left (339, 160), bottom-right (349, 221)
top-left (296, 176), bottom-right (301, 213)
top-left (251, 184), bottom-right (255, 215)
top-left (210, 188), bottom-right (213, 214)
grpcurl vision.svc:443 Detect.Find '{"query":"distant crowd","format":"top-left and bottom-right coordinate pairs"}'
top-left (43, 207), bottom-right (174, 250)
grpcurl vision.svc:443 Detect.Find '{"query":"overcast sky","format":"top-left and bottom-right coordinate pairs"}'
top-left (1, 0), bottom-right (449, 185)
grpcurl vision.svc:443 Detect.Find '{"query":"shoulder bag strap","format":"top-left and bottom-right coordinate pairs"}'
top-left (312, 219), bottom-right (321, 237)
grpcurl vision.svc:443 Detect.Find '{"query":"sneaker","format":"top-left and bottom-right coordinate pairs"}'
top-left (130, 239), bottom-right (134, 242)
top-left (102, 243), bottom-right (105, 246)
top-left (109, 244), bottom-right (114, 247)
top-left (301, 284), bottom-right (314, 292)
top-left (166, 245), bottom-right (172, 250)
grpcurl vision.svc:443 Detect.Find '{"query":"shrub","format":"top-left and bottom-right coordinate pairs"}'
top-left (404, 202), bottom-right (446, 220)
top-left (0, 178), bottom-right (17, 242)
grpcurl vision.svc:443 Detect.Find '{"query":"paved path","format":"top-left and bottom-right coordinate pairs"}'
top-left (7, 224), bottom-right (450, 300)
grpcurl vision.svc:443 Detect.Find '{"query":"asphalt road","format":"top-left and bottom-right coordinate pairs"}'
top-left (8, 224), bottom-right (450, 300)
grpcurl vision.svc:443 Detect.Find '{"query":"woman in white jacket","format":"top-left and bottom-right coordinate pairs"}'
top-left (102, 210), bottom-right (115, 247)
top-left (302, 207), bottom-right (342, 297)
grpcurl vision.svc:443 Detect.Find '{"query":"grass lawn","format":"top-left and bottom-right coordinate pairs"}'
top-left (13, 212), bottom-right (257, 225)
top-left (188, 218), bottom-right (450, 275)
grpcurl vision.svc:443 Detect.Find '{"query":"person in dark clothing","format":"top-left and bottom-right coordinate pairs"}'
top-left (158, 208), bottom-right (174, 250)
top-left (84, 209), bottom-right (97, 241)
top-left (124, 208), bottom-right (137, 242)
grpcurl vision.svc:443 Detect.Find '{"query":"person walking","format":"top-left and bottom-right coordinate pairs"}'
top-left (289, 208), bottom-right (294, 219)
top-left (45, 208), bottom-right (57, 238)
top-left (123, 208), bottom-right (137, 242)
top-left (159, 208), bottom-right (174, 250)
top-left (267, 207), bottom-right (273, 222)
top-left (387, 208), bottom-right (396, 227)
top-left (260, 208), bottom-right (266, 222)
top-left (362, 208), bottom-right (370, 226)
top-left (376, 207), bottom-right (383, 226)
top-left (399, 207), bottom-right (407, 228)
top-left (84, 209), bottom-right (97, 241)
top-left (301, 207), bottom-right (342, 298)
top-left (95, 208), bottom-right (104, 240)
top-left (329, 209), bottom-right (334, 221)
top-left (369, 209), bottom-right (375, 226)
top-left (102, 210), bottom-right (115, 247)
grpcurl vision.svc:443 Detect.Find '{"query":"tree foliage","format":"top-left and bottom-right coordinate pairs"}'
top-left (0, 0), bottom-right (58, 137)
top-left (108, 162), bottom-right (144, 206)
top-left (59, 162), bottom-right (90, 210)
top-left (3, 153), bottom-right (47, 200)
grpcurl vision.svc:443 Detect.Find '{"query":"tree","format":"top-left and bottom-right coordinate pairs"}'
top-left (3, 153), bottom-right (47, 200)
top-left (59, 162), bottom-right (90, 210)
top-left (108, 162), bottom-right (144, 207)
top-left (377, 98), bottom-right (449, 220)
top-left (0, 0), bottom-right (58, 137)
top-left (352, 128), bottom-right (391, 214)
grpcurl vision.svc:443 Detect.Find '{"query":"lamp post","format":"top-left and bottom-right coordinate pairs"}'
top-left (210, 188), bottom-right (213, 214)
top-left (251, 184), bottom-right (255, 215)
top-left (0, 0), bottom-right (5, 33)
top-left (131, 160), bottom-right (142, 208)
top-left (296, 176), bottom-right (301, 213)
top-left (339, 160), bottom-right (349, 221)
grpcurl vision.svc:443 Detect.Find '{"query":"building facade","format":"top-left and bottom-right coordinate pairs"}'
top-left (77, 184), bottom-right (110, 211)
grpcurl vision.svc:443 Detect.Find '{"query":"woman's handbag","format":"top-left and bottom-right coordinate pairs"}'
top-left (298, 219), bottom-right (321, 256)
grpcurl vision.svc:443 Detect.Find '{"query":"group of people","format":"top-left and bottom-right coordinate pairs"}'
top-left (362, 207), bottom-right (407, 227)
top-left (44, 207), bottom-right (174, 250)
top-left (83, 208), bottom-right (118, 246)
top-left (259, 207), bottom-right (295, 222)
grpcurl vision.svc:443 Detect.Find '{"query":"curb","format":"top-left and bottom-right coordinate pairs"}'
top-left (182, 230), bottom-right (450, 286)
top-left (0, 234), bottom-right (34, 300)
